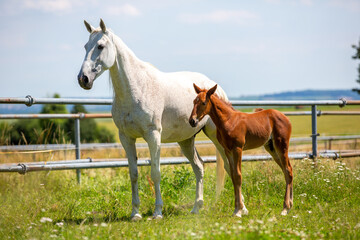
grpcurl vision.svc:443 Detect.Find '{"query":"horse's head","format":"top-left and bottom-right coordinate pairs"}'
top-left (189, 84), bottom-right (217, 127)
top-left (78, 19), bottom-right (116, 90)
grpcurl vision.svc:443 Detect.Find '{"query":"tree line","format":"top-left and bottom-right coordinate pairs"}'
top-left (0, 94), bottom-right (115, 145)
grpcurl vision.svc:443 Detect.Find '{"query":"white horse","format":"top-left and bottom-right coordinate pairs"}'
top-left (78, 19), bottom-right (232, 220)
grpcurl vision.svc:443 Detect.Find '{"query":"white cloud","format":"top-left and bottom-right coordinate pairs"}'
top-left (179, 10), bottom-right (260, 25)
top-left (22, 0), bottom-right (73, 13)
top-left (329, 0), bottom-right (360, 12)
top-left (299, 0), bottom-right (313, 6)
top-left (104, 4), bottom-right (141, 17)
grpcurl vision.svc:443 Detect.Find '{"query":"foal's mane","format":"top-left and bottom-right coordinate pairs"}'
top-left (211, 93), bottom-right (235, 110)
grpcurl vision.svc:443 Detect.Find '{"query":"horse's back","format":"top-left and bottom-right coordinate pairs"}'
top-left (158, 71), bottom-right (227, 143)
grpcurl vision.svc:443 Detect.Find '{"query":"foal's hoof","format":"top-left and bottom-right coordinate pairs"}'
top-left (281, 208), bottom-right (290, 216)
top-left (241, 207), bottom-right (249, 216)
top-left (131, 213), bottom-right (142, 221)
top-left (232, 212), bottom-right (242, 218)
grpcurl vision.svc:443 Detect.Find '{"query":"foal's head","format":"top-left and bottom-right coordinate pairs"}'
top-left (189, 84), bottom-right (217, 127)
top-left (78, 19), bottom-right (117, 90)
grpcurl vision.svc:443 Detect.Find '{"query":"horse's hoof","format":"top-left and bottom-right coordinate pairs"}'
top-left (190, 207), bottom-right (200, 214)
top-left (131, 213), bottom-right (142, 221)
top-left (148, 214), bottom-right (163, 220)
top-left (281, 209), bottom-right (289, 216)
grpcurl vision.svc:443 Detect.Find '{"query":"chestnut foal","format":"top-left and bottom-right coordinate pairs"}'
top-left (189, 84), bottom-right (293, 217)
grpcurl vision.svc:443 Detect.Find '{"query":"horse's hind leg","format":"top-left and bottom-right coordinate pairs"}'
top-left (178, 137), bottom-right (204, 214)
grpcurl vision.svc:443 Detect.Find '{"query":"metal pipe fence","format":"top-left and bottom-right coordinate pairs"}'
top-left (1, 96), bottom-right (360, 182)
top-left (2, 151), bottom-right (360, 174)
top-left (0, 135), bottom-right (359, 152)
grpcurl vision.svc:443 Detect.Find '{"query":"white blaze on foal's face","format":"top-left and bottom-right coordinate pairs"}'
top-left (77, 19), bottom-right (116, 90)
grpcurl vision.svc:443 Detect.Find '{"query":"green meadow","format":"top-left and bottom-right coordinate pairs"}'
top-left (0, 105), bottom-right (360, 239)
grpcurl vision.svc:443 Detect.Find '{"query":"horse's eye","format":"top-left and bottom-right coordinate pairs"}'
top-left (202, 102), bottom-right (206, 106)
top-left (97, 45), bottom-right (104, 50)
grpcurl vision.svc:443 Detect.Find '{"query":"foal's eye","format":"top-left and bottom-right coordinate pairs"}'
top-left (202, 102), bottom-right (206, 106)
top-left (97, 45), bottom-right (104, 50)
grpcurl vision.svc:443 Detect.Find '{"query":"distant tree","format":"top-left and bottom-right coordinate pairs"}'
top-left (39, 93), bottom-right (69, 144)
top-left (64, 105), bottom-right (115, 143)
top-left (352, 39), bottom-right (360, 94)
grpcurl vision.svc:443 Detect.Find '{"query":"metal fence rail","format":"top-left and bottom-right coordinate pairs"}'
top-left (1, 96), bottom-right (360, 183)
top-left (1, 151), bottom-right (360, 174)
top-left (1, 96), bottom-right (360, 107)
top-left (0, 135), bottom-right (359, 152)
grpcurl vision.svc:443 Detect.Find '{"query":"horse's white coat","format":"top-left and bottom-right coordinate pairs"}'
top-left (78, 20), bottom-right (231, 220)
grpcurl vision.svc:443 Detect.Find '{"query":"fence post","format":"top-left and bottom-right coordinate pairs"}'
top-left (75, 118), bottom-right (81, 184)
top-left (311, 105), bottom-right (318, 158)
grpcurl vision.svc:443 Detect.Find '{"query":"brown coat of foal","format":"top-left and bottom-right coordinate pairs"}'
top-left (189, 84), bottom-right (293, 217)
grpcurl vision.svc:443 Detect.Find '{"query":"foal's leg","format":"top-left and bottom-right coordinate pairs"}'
top-left (119, 132), bottom-right (141, 221)
top-left (229, 147), bottom-right (248, 217)
top-left (203, 123), bottom-right (233, 196)
top-left (275, 143), bottom-right (293, 216)
top-left (144, 129), bottom-right (163, 219)
top-left (265, 138), bottom-right (293, 215)
top-left (178, 137), bottom-right (204, 214)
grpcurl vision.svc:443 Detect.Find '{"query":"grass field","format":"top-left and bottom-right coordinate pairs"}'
top-left (1, 106), bottom-right (360, 239)
top-left (0, 158), bottom-right (359, 239)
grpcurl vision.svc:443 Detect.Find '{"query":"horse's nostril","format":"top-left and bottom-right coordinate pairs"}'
top-left (83, 75), bottom-right (89, 85)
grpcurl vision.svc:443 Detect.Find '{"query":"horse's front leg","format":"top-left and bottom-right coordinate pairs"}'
top-left (118, 133), bottom-right (141, 221)
top-left (145, 129), bottom-right (163, 219)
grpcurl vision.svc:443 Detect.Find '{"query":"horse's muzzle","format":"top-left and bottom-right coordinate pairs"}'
top-left (78, 73), bottom-right (93, 90)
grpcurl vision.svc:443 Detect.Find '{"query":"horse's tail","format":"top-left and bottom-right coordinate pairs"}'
top-left (216, 150), bottom-right (226, 197)
top-left (214, 84), bottom-right (228, 196)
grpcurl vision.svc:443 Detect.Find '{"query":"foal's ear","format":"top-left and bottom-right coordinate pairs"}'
top-left (206, 84), bottom-right (217, 98)
top-left (193, 83), bottom-right (202, 94)
top-left (84, 20), bottom-right (95, 33)
top-left (100, 18), bottom-right (107, 33)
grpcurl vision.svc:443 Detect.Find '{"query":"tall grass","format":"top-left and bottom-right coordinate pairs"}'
top-left (0, 157), bottom-right (359, 239)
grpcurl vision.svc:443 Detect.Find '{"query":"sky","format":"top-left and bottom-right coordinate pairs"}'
top-left (0, 0), bottom-right (359, 98)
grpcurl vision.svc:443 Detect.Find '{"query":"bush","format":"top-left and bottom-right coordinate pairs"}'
top-left (64, 105), bottom-right (115, 143)
top-left (0, 94), bottom-right (115, 145)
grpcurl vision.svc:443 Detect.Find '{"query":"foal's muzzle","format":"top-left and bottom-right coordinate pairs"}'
top-left (189, 117), bottom-right (198, 127)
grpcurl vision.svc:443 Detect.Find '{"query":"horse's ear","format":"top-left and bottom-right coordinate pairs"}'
top-left (100, 18), bottom-right (107, 33)
top-left (193, 83), bottom-right (202, 94)
top-left (84, 20), bottom-right (95, 33)
top-left (206, 84), bottom-right (217, 98)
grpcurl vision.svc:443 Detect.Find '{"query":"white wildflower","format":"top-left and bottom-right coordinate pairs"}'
top-left (100, 222), bottom-right (108, 227)
top-left (56, 222), bottom-right (64, 227)
top-left (40, 217), bottom-right (53, 223)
